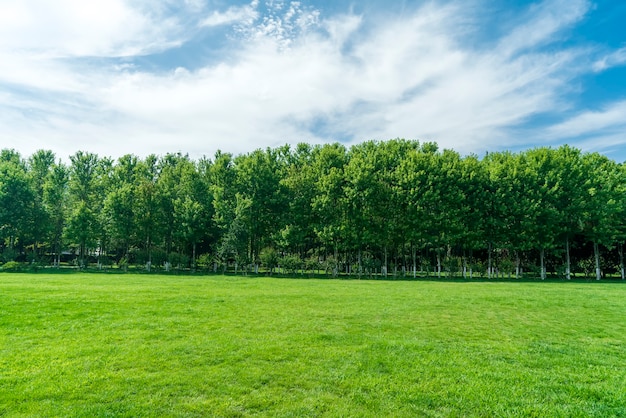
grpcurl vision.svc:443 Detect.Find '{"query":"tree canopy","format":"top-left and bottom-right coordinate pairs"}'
top-left (1, 141), bottom-right (625, 279)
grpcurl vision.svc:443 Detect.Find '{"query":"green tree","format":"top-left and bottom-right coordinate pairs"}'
top-left (26, 150), bottom-right (56, 260)
top-left (278, 143), bottom-right (319, 257)
top-left (234, 148), bottom-right (286, 262)
top-left (579, 153), bottom-right (623, 280)
top-left (173, 158), bottom-right (213, 270)
top-left (311, 143), bottom-right (349, 274)
top-left (104, 154), bottom-right (140, 268)
top-left (66, 151), bottom-right (102, 268)
top-left (0, 150), bottom-right (34, 260)
top-left (134, 155), bottom-right (162, 270)
top-left (43, 162), bottom-right (68, 267)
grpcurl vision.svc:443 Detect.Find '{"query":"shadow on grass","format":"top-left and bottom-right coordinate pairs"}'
top-left (3, 264), bottom-right (625, 284)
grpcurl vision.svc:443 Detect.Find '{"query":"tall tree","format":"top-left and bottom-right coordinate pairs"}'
top-left (579, 153), bottom-right (623, 280)
top-left (0, 150), bottom-right (34, 259)
top-left (278, 143), bottom-right (320, 257)
top-left (43, 162), bottom-right (68, 267)
top-left (234, 148), bottom-right (286, 261)
top-left (311, 143), bottom-right (349, 272)
top-left (135, 155), bottom-right (162, 270)
top-left (173, 158), bottom-right (213, 269)
top-left (104, 154), bottom-right (140, 267)
top-left (66, 151), bottom-right (102, 268)
top-left (26, 150), bottom-right (56, 260)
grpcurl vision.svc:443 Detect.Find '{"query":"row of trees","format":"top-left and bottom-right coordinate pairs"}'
top-left (1, 140), bottom-right (625, 279)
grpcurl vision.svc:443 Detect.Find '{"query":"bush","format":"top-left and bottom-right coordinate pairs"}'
top-left (280, 254), bottom-right (302, 274)
top-left (197, 253), bottom-right (214, 270)
top-left (1, 261), bottom-right (22, 272)
top-left (305, 256), bottom-right (321, 274)
top-left (259, 247), bottom-right (278, 273)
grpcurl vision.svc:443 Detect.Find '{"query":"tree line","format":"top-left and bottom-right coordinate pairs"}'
top-left (1, 140), bottom-right (625, 279)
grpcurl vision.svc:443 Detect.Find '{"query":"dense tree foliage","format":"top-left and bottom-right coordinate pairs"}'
top-left (1, 141), bottom-right (625, 279)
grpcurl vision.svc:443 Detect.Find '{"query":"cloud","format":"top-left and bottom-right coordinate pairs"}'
top-left (200, 1), bottom-right (259, 27)
top-left (0, 0), bottom-right (184, 58)
top-left (593, 47), bottom-right (626, 72)
top-left (0, 0), bottom-right (624, 162)
top-left (542, 101), bottom-right (626, 157)
top-left (497, 0), bottom-right (590, 57)
top-left (547, 101), bottom-right (626, 138)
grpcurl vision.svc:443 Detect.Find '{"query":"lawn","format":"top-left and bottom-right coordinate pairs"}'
top-left (1, 273), bottom-right (625, 417)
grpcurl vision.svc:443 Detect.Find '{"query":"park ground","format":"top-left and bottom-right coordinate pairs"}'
top-left (1, 273), bottom-right (625, 416)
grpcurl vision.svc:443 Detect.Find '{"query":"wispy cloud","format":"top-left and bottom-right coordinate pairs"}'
top-left (200, 0), bottom-right (259, 27)
top-left (497, 0), bottom-right (590, 57)
top-left (0, 0), bottom-right (624, 161)
top-left (547, 101), bottom-right (626, 138)
top-left (593, 47), bottom-right (626, 72)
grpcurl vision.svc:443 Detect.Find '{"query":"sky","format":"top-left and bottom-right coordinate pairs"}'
top-left (1, 0), bottom-right (625, 163)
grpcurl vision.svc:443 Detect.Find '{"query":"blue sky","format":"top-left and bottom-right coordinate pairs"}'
top-left (1, 0), bottom-right (625, 162)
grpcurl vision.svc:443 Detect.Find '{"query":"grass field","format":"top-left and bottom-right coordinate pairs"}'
top-left (1, 273), bottom-right (625, 417)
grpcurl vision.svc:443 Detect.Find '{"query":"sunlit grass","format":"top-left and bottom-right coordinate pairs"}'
top-left (1, 274), bottom-right (625, 416)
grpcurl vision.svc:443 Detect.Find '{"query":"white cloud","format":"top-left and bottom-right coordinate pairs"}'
top-left (593, 47), bottom-right (626, 72)
top-left (575, 133), bottom-right (626, 157)
top-left (547, 101), bottom-right (626, 138)
top-left (0, 0), bottom-right (183, 58)
top-left (497, 0), bottom-right (590, 57)
top-left (0, 0), bottom-right (623, 161)
top-left (201, 1), bottom-right (259, 27)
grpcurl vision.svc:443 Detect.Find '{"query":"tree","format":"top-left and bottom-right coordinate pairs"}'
top-left (43, 162), bottom-right (68, 267)
top-left (26, 150), bottom-right (56, 260)
top-left (0, 150), bottom-right (34, 260)
top-left (173, 158), bottom-right (213, 269)
top-left (397, 144), bottom-right (466, 278)
top-left (104, 154), bottom-right (140, 268)
top-left (552, 146), bottom-right (587, 279)
top-left (579, 153), bottom-right (623, 280)
top-left (311, 144), bottom-right (349, 275)
top-left (278, 143), bottom-right (320, 258)
top-left (234, 148), bottom-right (286, 262)
top-left (344, 139), bottom-right (419, 276)
top-left (524, 148), bottom-right (564, 280)
top-left (66, 151), bottom-right (102, 267)
top-left (134, 155), bottom-right (162, 270)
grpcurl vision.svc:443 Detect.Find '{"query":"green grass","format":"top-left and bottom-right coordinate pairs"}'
top-left (1, 274), bottom-right (625, 417)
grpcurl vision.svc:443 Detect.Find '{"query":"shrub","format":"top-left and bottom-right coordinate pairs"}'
top-left (259, 247), bottom-right (278, 274)
top-left (280, 254), bottom-right (302, 274)
top-left (196, 253), bottom-right (213, 270)
top-left (1, 261), bottom-right (22, 272)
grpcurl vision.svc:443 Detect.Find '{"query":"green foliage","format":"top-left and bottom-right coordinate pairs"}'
top-left (259, 247), bottom-right (278, 272)
top-left (280, 253), bottom-right (302, 274)
top-left (196, 253), bottom-right (214, 270)
top-left (1, 143), bottom-right (626, 279)
top-left (1, 260), bottom-right (22, 271)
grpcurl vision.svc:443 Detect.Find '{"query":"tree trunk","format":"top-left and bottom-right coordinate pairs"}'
top-left (383, 246), bottom-right (388, 277)
top-left (515, 251), bottom-right (520, 280)
top-left (488, 242), bottom-right (493, 279)
top-left (565, 237), bottom-right (571, 280)
top-left (462, 250), bottom-right (467, 279)
top-left (540, 248), bottom-right (546, 280)
top-left (412, 247), bottom-right (417, 279)
top-left (594, 241), bottom-right (601, 281)
top-left (146, 233), bottom-right (152, 272)
top-left (333, 246), bottom-right (338, 278)
top-left (192, 242), bottom-right (197, 272)
top-left (617, 244), bottom-right (626, 280)
top-left (436, 251), bottom-right (441, 279)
